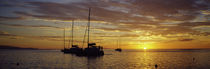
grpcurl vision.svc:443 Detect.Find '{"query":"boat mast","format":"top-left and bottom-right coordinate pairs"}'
top-left (72, 20), bottom-right (74, 46)
top-left (119, 36), bottom-right (120, 48)
top-left (64, 28), bottom-right (66, 49)
top-left (87, 8), bottom-right (91, 48)
top-left (117, 39), bottom-right (119, 48)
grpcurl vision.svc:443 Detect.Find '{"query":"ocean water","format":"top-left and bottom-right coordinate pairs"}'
top-left (0, 49), bottom-right (210, 69)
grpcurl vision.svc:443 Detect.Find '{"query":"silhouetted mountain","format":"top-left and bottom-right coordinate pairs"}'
top-left (0, 45), bottom-right (38, 50)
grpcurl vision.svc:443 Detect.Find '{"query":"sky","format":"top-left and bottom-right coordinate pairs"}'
top-left (0, 0), bottom-right (210, 49)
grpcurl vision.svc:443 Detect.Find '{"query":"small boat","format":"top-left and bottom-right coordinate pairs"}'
top-left (115, 36), bottom-right (122, 52)
top-left (115, 48), bottom-right (122, 52)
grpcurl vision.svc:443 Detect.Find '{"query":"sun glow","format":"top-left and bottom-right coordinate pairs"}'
top-left (144, 47), bottom-right (147, 49)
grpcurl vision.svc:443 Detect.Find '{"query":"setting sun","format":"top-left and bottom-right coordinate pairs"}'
top-left (144, 47), bottom-right (147, 49)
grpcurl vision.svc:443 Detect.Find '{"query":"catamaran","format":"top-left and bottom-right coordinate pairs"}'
top-left (83, 8), bottom-right (104, 56)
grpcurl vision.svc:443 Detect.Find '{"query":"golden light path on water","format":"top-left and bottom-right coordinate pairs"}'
top-left (1, 49), bottom-right (210, 69)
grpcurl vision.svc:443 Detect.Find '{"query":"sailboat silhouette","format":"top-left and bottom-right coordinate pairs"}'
top-left (61, 8), bottom-right (104, 56)
top-left (83, 8), bottom-right (104, 56)
top-left (115, 36), bottom-right (122, 52)
top-left (61, 20), bottom-right (83, 54)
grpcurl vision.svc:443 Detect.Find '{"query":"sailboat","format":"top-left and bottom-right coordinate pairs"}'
top-left (115, 36), bottom-right (122, 52)
top-left (67, 20), bottom-right (83, 54)
top-left (83, 8), bottom-right (104, 56)
top-left (61, 28), bottom-right (68, 52)
top-left (61, 20), bottom-right (83, 54)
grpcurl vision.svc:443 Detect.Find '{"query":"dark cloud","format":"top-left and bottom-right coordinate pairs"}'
top-left (0, 0), bottom-right (24, 7)
top-left (95, 27), bottom-right (131, 32)
top-left (1, 0), bottom-right (210, 39)
top-left (96, 33), bottom-right (139, 38)
top-left (29, 36), bottom-right (63, 41)
top-left (14, 11), bottom-right (75, 21)
top-left (15, 1), bottom-right (139, 22)
top-left (120, 34), bottom-right (139, 37)
top-left (0, 31), bottom-right (64, 41)
top-left (156, 26), bottom-right (197, 34)
top-left (178, 22), bottom-right (210, 27)
top-left (131, 0), bottom-right (209, 21)
top-left (19, 1), bottom-right (92, 20)
top-left (0, 23), bottom-right (63, 29)
top-left (201, 32), bottom-right (210, 36)
top-left (0, 30), bottom-right (21, 39)
top-left (0, 30), bottom-right (9, 35)
top-left (0, 30), bottom-right (16, 36)
top-left (2, 0), bottom-right (209, 22)
top-left (0, 16), bottom-right (24, 21)
top-left (179, 38), bottom-right (194, 41)
top-left (11, 0), bottom-right (209, 24)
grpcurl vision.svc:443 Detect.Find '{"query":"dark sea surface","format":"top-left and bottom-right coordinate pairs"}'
top-left (0, 49), bottom-right (210, 69)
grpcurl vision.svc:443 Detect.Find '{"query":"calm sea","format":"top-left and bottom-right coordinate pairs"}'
top-left (0, 49), bottom-right (210, 69)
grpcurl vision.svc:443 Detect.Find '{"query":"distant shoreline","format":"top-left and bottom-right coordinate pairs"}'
top-left (0, 45), bottom-right (38, 50)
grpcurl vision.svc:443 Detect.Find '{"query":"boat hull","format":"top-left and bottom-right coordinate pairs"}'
top-left (115, 48), bottom-right (122, 52)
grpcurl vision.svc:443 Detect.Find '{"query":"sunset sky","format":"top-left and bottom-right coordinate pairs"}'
top-left (0, 0), bottom-right (210, 49)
